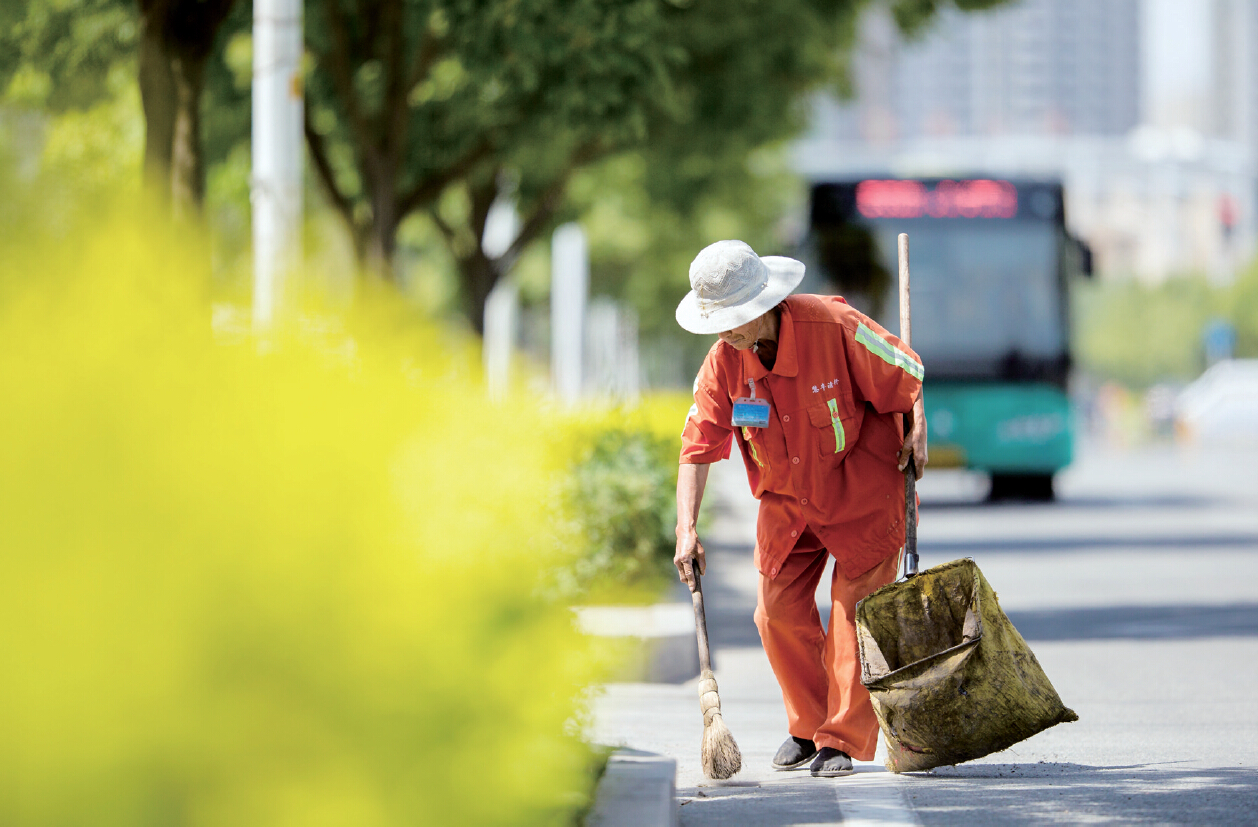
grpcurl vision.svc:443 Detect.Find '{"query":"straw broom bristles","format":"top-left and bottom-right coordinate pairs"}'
top-left (697, 668), bottom-right (741, 779)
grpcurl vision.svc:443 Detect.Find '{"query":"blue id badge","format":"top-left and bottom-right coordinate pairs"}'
top-left (731, 378), bottom-right (770, 428)
top-left (731, 397), bottom-right (770, 428)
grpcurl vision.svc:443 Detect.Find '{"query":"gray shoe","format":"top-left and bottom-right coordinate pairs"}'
top-left (809, 747), bottom-right (854, 777)
top-left (772, 736), bottom-right (818, 770)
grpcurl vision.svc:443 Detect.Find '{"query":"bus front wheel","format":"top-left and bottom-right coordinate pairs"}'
top-left (989, 473), bottom-right (1055, 502)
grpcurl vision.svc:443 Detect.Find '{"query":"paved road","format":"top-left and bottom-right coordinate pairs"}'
top-left (590, 441), bottom-right (1258, 824)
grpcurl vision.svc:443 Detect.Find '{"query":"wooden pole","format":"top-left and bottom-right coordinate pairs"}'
top-left (898, 233), bottom-right (918, 578)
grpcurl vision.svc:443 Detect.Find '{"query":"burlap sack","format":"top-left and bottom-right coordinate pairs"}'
top-left (856, 558), bottom-right (1078, 773)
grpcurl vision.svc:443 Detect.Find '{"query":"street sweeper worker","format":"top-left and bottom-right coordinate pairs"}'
top-left (673, 239), bottom-right (927, 778)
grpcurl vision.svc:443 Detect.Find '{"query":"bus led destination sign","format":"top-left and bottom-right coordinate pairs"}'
top-left (855, 179), bottom-right (1018, 219)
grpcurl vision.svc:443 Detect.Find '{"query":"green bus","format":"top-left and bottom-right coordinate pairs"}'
top-left (802, 178), bottom-right (1092, 499)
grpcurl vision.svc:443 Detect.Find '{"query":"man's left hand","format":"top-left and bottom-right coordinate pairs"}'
top-left (897, 394), bottom-right (928, 480)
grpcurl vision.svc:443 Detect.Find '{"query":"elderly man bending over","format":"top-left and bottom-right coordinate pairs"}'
top-left (674, 240), bottom-right (927, 778)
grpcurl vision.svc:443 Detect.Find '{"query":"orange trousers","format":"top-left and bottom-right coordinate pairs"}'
top-left (753, 526), bottom-right (899, 761)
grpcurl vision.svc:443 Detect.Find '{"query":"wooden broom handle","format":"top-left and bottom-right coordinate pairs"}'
top-left (690, 569), bottom-right (715, 673)
top-left (898, 233), bottom-right (919, 578)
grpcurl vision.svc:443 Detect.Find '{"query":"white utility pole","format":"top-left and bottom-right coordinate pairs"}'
top-left (482, 197), bottom-right (520, 399)
top-left (483, 278), bottom-right (519, 401)
top-left (252, 0), bottom-right (304, 328)
top-left (585, 299), bottom-right (640, 403)
top-left (551, 223), bottom-right (588, 405)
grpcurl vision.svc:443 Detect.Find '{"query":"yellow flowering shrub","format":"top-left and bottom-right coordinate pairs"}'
top-left (0, 203), bottom-right (603, 826)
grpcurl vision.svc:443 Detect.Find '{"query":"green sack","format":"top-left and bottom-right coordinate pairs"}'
top-left (856, 558), bottom-right (1078, 773)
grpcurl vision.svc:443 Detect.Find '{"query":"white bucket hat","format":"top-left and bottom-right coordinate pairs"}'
top-left (675, 240), bottom-right (806, 334)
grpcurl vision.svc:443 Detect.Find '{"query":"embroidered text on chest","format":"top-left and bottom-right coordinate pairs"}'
top-left (811, 379), bottom-right (842, 393)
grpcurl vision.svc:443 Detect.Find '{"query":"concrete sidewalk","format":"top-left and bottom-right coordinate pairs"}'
top-left (591, 656), bottom-right (921, 826)
top-left (588, 460), bottom-right (922, 826)
top-left (589, 447), bottom-right (1258, 825)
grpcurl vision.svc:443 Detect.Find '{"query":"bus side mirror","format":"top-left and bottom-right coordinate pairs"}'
top-left (1069, 236), bottom-right (1094, 278)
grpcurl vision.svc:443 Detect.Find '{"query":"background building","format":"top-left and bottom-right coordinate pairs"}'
top-left (797, 0), bottom-right (1258, 283)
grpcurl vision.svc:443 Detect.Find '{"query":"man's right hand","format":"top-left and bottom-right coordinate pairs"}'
top-left (674, 529), bottom-right (706, 592)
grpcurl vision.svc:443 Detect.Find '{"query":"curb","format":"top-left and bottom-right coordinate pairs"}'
top-left (585, 748), bottom-right (678, 827)
top-left (574, 603), bottom-right (700, 683)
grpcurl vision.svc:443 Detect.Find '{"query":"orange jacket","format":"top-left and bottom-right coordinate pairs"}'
top-left (681, 294), bottom-right (923, 580)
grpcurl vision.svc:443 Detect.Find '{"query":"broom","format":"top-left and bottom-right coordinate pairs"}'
top-left (689, 566), bottom-right (741, 779)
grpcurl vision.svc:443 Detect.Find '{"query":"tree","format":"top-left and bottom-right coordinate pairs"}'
top-left (0, 0), bottom-right (238, 216)
top-left (1, 0), bottom-right (1007, 319)
top-left (305, 0), bottom-right (1008, 333)
top-left (0, 0), bottom-right (135, 113)
top-left (304, 0), bottom-right (677, 324)
top-left (135, 0), bottom-right (239, 216)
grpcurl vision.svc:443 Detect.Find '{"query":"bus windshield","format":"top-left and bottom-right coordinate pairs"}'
top-left (807, 216), bottom-right (1065, 380)
top-left (866, 218), bottom-right (1063, 362)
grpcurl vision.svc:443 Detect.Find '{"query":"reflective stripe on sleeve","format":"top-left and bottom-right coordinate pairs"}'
top-left (742, 427), bottom-right (765, 467)
top-left (855, 322), bottom-right (925, 381)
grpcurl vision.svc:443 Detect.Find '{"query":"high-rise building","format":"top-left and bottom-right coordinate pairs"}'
top-left (815, 0), bottom-right (1140, 144)
top-left (798, 0), bottom-right (1257, 282)
top-left (1210, 0), bottom-right (1258, 146)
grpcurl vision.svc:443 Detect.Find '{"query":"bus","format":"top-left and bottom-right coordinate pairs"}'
top-left (801, 178), bottom-right (1092, 500)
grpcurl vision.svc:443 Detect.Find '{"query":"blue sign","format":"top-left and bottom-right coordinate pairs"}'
top-left (1203, 318), bottom-right (1236, 365)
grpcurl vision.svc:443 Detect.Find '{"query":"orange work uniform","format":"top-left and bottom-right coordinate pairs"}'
top-left (680, 293), bottom-right (923, 759)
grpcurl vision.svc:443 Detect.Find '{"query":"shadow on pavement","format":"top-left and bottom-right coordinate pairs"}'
top-left (706, 602), bottom-right (1258, 648)
top-left (908, 762), bottom-right (1258, 825)
top-left (919, 533), bottom-right (1258, 554)
top-left (919, 494), bottom-right (1222, 512)
top-left (1008, 603), bottom-right (1258, 641)
top-left (676, 763), bottom-right (1258, 825)
top-left (1051, 494), bottom-right (1225, 510)
top-left (698, 540), bottom-right (762, 650)
top-left (693, 540), bottom-right (1258, 647)
top-left (706, 607), bottom-right (762, 649)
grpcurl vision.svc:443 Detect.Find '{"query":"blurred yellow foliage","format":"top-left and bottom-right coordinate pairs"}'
top-left (0, 200), bottom-right (604, 825)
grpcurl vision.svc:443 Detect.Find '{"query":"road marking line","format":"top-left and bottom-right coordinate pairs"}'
top-left (835, 771), bottom-right (921, 826)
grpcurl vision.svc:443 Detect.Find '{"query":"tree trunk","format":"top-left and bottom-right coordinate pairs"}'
top-left (136, 0), bottom-right (234, 218)
top-left (327, 139), bottom-right (398, 279)
top-left (362, 224), bottom-right (398, 282)
top-left (458, 251), bottom-right (500, 337)
top-left (363, 183), bottom-right (399, 281)
top-left (452, 179), bottom-right (503, 335)
top-left (168, 50), bottom-right (207, 219)
top-left (138, 19), bottom-right (176, 198)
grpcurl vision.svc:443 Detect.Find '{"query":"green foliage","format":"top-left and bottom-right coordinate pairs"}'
top-left (3, 0), bottom-right (1009, 339)
top-left (0, 0), bottom-right (144, 198)
top-left (550, 394), bottom-right (693, 599)
top-left (202, 2), bottom-right (254, 172)
top-left (549, 0), bottom-right (1010, 363)
top-left (301, 0), bottom-right (1001, 329)
top-left (0, 193), bottom-right (606, 826)
top-left (2, 0), bottom-right (241, 211)
top-left (33, 64), bottom-right (143, 194)
top-left (1073, 262), bottom-right (1258, 387)
top-left (564, 427), bottom-right (678, 588)
top-left (1233, 258), bottom-right (1258, 358)
top-left (890, 0), bottom-right (1009, 39)
top-left (569, 144), bottom-right (804, 382)
top-left (0, 0), bottom-right (137, 112)
top-left (303, 0), bottom-right (698, 290)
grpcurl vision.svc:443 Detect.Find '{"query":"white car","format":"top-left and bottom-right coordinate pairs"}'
top-left (1175, 359), bottom-right (1258, 443)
